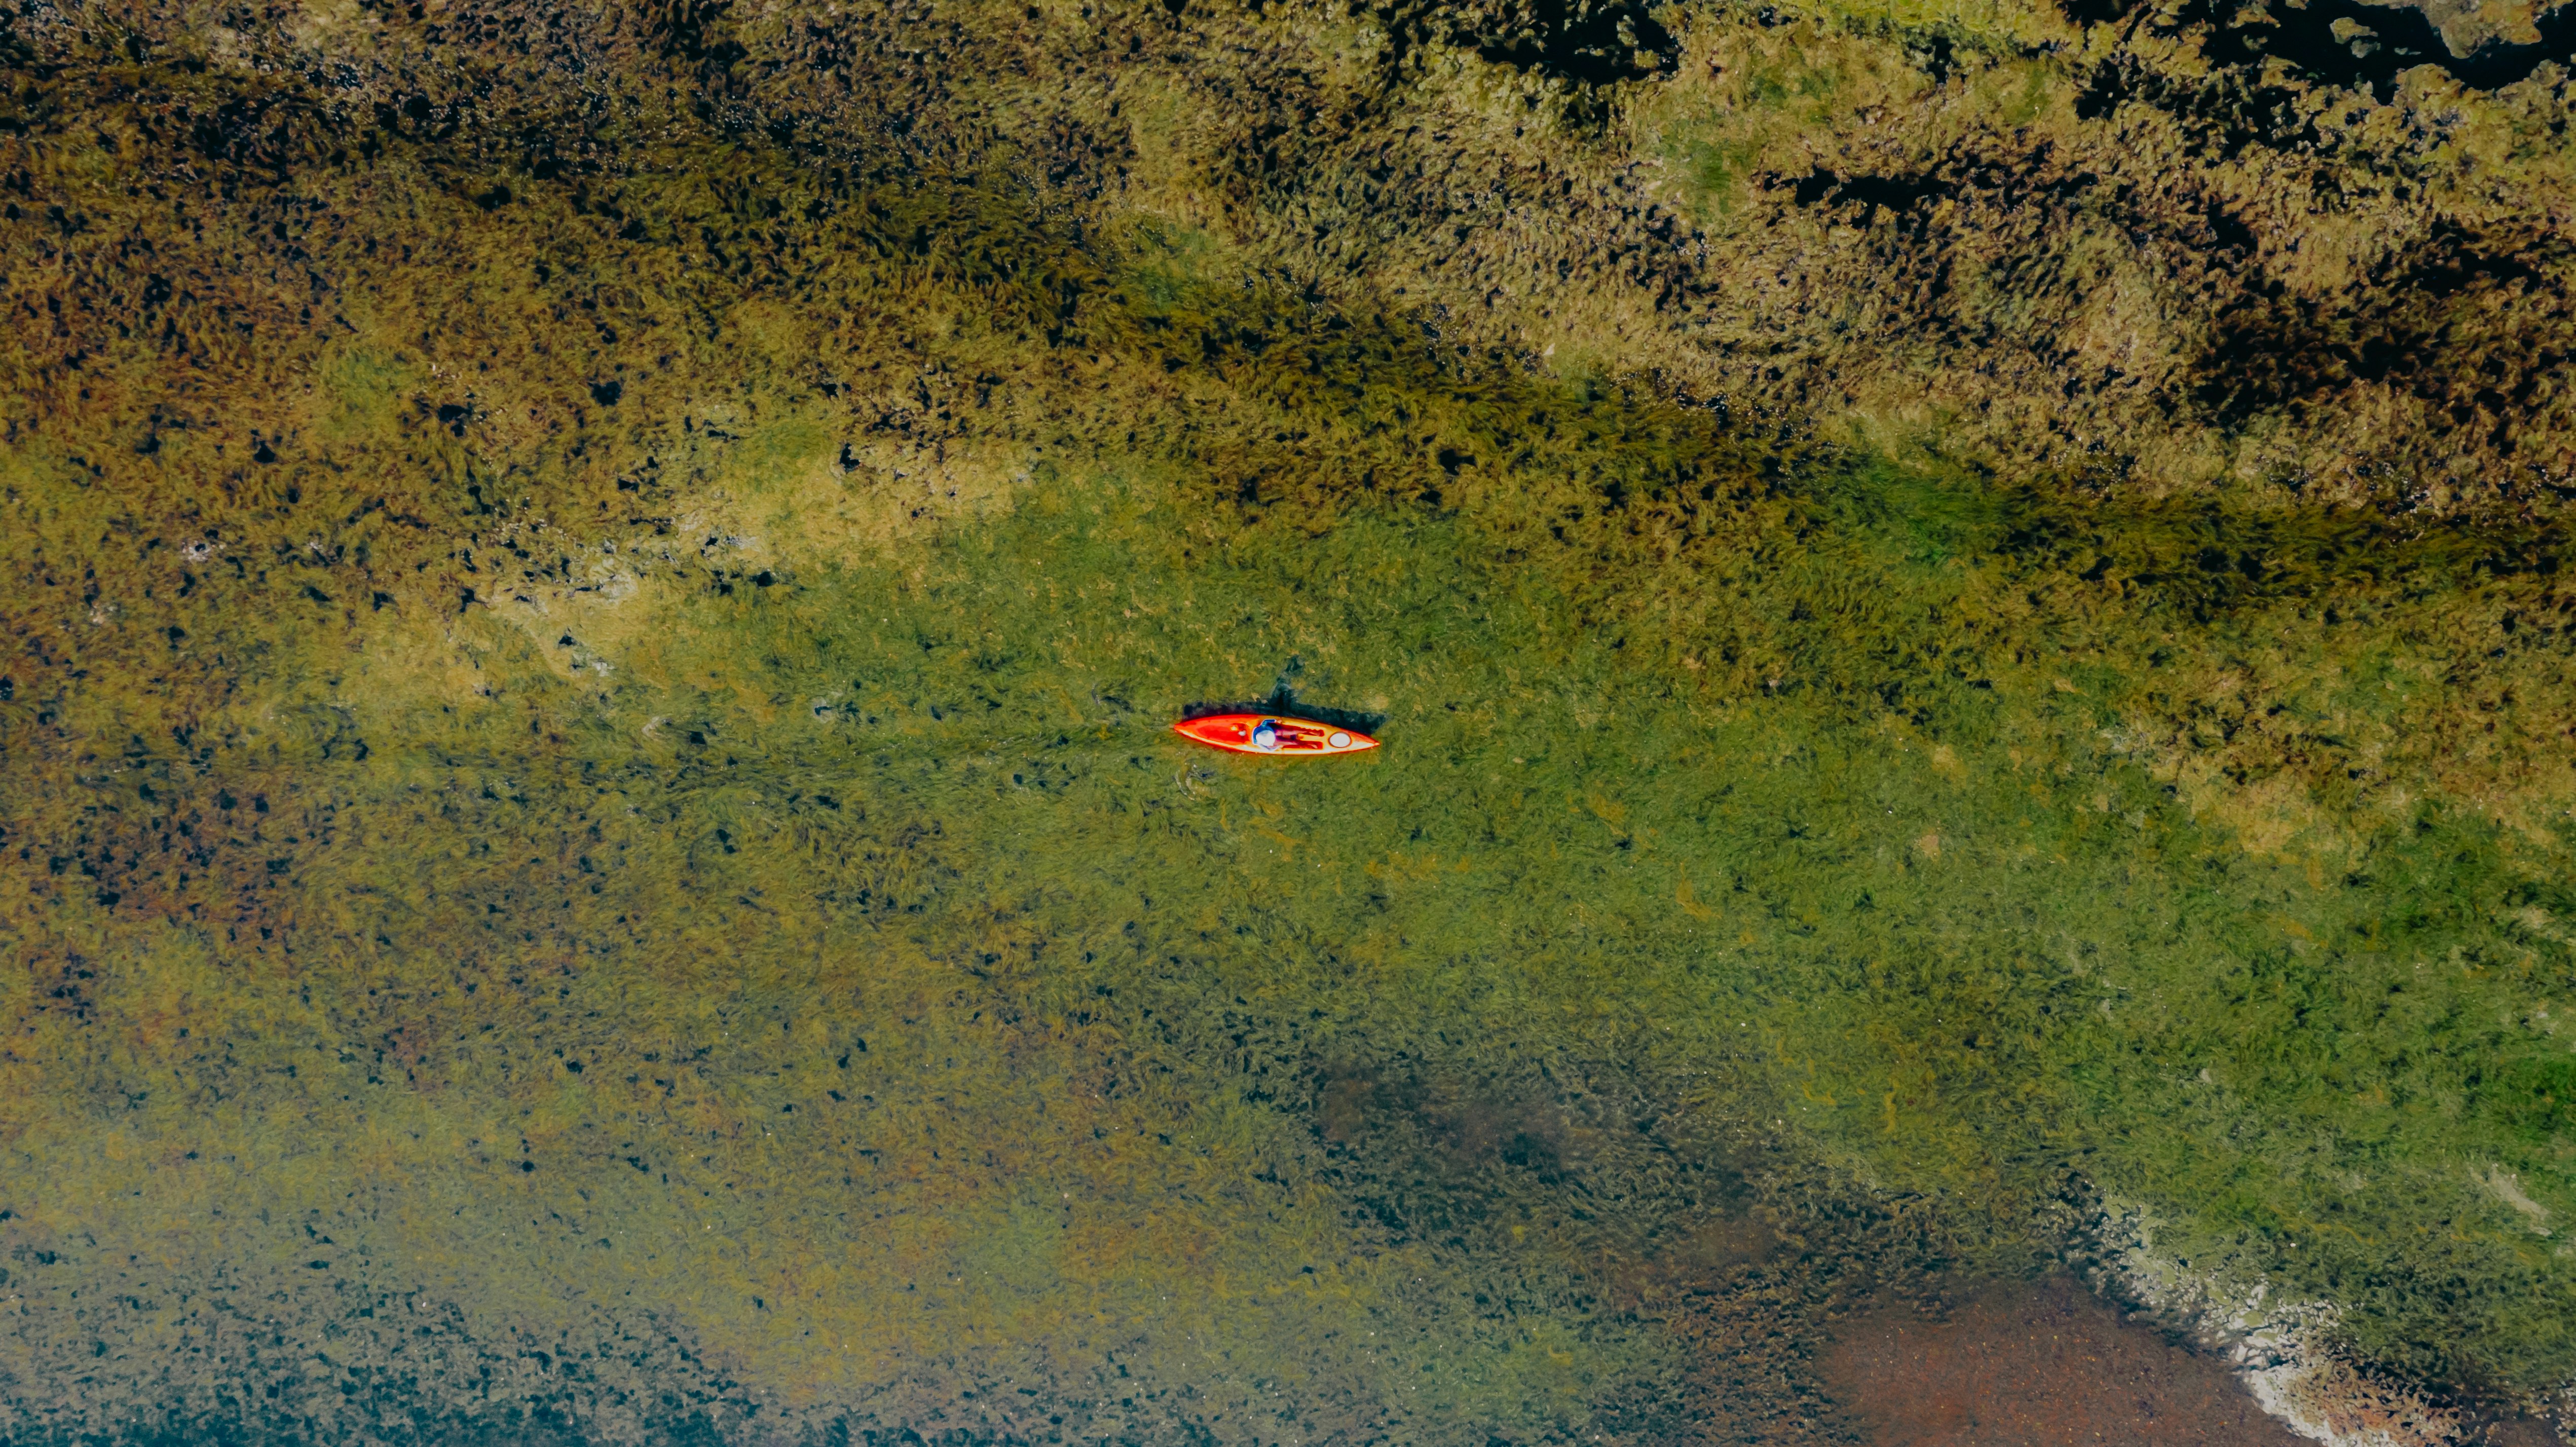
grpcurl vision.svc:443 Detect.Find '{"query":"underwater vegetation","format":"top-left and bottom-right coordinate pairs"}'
top-left (3, 0), bottom-right (2575, 1439)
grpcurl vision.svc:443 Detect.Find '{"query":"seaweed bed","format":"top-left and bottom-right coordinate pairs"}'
top-left (4, 0), bottom-right (2576, 1440)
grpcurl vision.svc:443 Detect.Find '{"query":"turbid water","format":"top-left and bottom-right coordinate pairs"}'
top-left (6, 1), bottom-right (2576, 1441)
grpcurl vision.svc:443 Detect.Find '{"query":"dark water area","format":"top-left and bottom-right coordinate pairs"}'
top-left (2067, 0), bottom-right (2576, 95)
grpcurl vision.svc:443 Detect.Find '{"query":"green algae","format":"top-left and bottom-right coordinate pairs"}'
top-left (4, 9), bottom-right (2576, 1439)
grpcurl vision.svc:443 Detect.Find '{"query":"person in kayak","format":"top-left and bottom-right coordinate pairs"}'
top-left (1171, 706), bottom-right (1379, 757)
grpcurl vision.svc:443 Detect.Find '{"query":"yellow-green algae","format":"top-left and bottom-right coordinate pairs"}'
top-left (4, 0), bottom-right (2576, 1439)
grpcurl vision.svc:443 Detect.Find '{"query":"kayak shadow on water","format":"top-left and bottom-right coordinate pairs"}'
top-left (1177, 689), bottom-right (1386, 735)
top-left (1178, 658), bottom-right (1387, 736)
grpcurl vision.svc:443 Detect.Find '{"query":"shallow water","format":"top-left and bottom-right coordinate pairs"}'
top-left (4, 23), bottom-right (2575, 1442)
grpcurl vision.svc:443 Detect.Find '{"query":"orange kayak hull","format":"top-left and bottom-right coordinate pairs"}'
top-left (1173, 713), bottom-right (1380, 758)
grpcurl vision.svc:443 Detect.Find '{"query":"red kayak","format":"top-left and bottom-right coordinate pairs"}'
top-left (1173, 713), bottom-right (1379, 758)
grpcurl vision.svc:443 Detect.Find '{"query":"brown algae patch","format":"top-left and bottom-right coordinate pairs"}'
top-left (1821, 1275), bottom-right (2305, 1446)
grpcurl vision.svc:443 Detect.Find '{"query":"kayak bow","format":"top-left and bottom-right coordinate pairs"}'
top-left (1173, 713), bottom-right (1379, 758)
